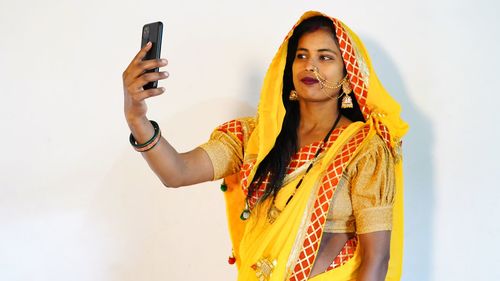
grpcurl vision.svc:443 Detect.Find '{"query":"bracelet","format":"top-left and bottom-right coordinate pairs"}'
top-left (129, 120), bottom-right (162, 152)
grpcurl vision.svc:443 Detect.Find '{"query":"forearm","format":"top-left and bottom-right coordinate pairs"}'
top-left (127, 117), bottom-right (190, 187)
top-left (122, 44), bottom-right (202, 187)
top-left (357, 255), bottom-right (389, 281)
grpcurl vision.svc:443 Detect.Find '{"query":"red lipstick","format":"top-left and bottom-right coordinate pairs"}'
top-left (301, 77), bottom-right (319, 85)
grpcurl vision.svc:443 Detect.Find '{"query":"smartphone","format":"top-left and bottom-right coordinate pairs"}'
top-left (141, 21), bottom-right (163, 90)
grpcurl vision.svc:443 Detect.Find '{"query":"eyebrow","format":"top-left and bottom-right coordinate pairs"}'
top-left (297, 47), bottom-right (338, 55)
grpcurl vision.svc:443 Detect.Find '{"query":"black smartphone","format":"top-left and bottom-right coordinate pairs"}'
top-left (141, 21), bottom-right (163, 90)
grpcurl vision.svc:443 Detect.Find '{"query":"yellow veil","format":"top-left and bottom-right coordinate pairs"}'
top-left (222, 11), bottom-right (408, 281)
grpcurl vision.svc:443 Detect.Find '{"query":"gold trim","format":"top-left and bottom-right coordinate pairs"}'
top-left (252, 257), bottom-right (278, 281)
top-left (284, 180), bottom-right (321, 279)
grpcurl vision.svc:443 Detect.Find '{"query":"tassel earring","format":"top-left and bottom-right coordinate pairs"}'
top-left (340, 79), bottom-right (353, 109)
top-left (289, 90), bottom-right (298, 101)
top-left (341, 93), bottom-right (353, 109)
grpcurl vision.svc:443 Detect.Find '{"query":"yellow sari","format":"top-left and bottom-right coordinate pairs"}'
top-left (207, 11), bottom-right (408, 281)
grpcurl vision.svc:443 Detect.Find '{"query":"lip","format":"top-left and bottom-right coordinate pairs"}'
top-left (300, 77), bottom-right (319, 85)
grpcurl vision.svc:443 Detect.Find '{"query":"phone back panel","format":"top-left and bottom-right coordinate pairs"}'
top-left (141, 22), bottom-right (163, 89)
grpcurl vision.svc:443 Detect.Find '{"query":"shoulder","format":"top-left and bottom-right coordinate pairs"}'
top-left (216, 117), bottom-right (256, 135)
top-left (208, 117), bottom-right (257, 146)
top-left (346, 134), bottom-right (394, 175)
top-left (355, 134), bottom-right (391, 160)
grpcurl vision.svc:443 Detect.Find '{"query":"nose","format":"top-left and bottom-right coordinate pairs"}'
top-left (305, 64), bottom-right (318, 72)
top-left (305, 59), bottom-right (318, 72)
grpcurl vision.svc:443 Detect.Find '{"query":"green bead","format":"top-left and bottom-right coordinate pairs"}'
top-left (220, 183), bottom-right (227, 192)
top-left (240, 209), bottom-right (250, 220)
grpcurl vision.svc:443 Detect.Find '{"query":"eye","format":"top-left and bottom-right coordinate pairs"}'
top-left (296, 53), bottom-right (307, 59)
top-left (320, 55), bottom-right (334, 61)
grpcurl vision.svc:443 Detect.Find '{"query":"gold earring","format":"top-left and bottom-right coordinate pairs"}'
top-left (341, 93), bottom-right (354, 109)
top-left (289, 90), bottom-right (298, 101)
top-left (342, 78), bottom-right (352, 95)
top-left (340, 78), bottom-right (353, 109)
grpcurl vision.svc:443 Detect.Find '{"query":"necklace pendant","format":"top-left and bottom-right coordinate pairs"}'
top-left (267, 205), bottom-right (281, 224)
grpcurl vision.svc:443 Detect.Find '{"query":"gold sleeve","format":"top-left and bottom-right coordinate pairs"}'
top-left (348, 135), bottom-right (395, 234)
top-left (198, 117), bottom-right (256, 181)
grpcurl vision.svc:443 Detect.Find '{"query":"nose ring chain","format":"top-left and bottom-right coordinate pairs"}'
top-left (308, 66), bottom-right (349, 100)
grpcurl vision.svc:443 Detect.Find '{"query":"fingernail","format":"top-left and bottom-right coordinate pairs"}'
top-left (147, 41), bottom-right (152, 46)
top-left (161, 59), bottom-right (168, 64)
top-left (163, 71), bottom-right (169, 77)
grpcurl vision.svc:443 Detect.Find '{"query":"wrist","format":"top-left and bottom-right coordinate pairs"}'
top-left (129, 120), bottom-right (162, 152)
top-left (126, 115), bottom-right (149, 128)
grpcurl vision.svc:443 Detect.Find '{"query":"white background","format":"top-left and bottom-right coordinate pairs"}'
top-left (1, 0), bottom-right (499, 280)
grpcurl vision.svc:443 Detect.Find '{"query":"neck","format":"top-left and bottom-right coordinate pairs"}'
top-left (298, 100), bottom-right (340, 133)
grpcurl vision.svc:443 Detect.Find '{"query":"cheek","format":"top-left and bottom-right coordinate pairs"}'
top-left (292, 62), bottom-right (300, 81)
top-left (292, 61), bottom-right (299, 75)
top-left (329, 61), bottom-right (345, 78)
top-left (338, 59), bottom-right (347, 75)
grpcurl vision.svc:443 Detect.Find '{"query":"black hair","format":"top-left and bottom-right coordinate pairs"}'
top-left (247, 16), bottom-right (365, 203)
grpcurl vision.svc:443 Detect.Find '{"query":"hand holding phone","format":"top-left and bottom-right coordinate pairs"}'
top-left (122, 21), bottom-right (167, 125)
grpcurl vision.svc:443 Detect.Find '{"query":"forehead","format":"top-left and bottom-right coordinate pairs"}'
top-left (297, 28), bottom-right (339, 51)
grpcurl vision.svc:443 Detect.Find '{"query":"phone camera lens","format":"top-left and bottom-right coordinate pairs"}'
top-left (143, 26), bottom-right (150, 38)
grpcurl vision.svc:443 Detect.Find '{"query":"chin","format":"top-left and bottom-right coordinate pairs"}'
top-left (299, 94), bottom-right (334, 103)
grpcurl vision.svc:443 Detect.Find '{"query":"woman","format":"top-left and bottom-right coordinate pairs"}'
top-left (122, 11), bottom-right (408, 281)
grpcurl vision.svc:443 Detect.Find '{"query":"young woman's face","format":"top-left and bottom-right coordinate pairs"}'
top-left (292, 28), bottom-right (345, 102)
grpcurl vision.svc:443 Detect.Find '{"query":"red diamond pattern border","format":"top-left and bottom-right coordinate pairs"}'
top-left (240, 127), bottom-right (347, 209)
top-left (288, 125), bottom-right (370, 281)
top-left (217, 120), bottom-right (244, 143)
top-left (331, 18), bottom-right (370, 121)
top-left (326, 236), bottom-right (358, 271)
top-left (286, 128), bottom-right (345, 175)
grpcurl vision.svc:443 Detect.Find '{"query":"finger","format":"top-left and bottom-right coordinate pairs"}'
top-left (129, 71), bottom-right (169, 90)
top-left (123, 42), bottom-right (153, 79)
top-left (131, 59), bottom-right (168, 80)
top-left (133, 87), bottom-right (166, 102)
top-left (132, 41), bottom-right (152, 64)
top-left (140, 58), bottom-right (168, 71)
top-left (124, 59), bottom-right (168, 83)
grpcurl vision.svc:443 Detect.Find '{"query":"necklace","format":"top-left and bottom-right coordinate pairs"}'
top-left (266, 113), bottom-right (342, 224)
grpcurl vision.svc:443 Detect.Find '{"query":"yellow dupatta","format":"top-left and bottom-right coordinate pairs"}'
top-left (222, 11), bottom-right (408, 281)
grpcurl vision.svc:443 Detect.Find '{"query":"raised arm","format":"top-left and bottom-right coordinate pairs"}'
top-left (122, 42), bottom-right (214, 187)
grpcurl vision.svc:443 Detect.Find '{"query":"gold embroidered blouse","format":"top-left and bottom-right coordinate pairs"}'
top-left (199, 117), bottom-right (395, 234)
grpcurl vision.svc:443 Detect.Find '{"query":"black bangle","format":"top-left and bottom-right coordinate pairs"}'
top-left (129, 120), bottom-right (160, 148)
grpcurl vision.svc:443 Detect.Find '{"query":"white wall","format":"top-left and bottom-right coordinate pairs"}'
top-left (1, 0), bottom-right (499, 280)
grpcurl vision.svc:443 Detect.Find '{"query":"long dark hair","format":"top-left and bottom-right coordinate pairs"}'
top-left (247, 16), bottom-right (365, 203)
